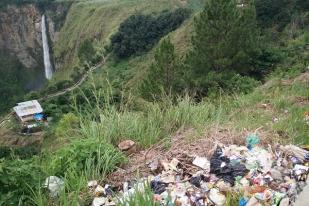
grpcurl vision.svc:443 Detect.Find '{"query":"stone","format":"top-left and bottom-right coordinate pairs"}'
top-left (118, 140), bottom-right (136, 155)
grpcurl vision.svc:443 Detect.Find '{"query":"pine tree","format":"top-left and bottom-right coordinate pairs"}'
top-left (188, 0), bottom-right (261, 94)
top-left (140, 37), bottom-right (179, 100)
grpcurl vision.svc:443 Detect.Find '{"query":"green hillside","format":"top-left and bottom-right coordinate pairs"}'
top-left (0, 0), bottom-right (308, 205)
top-left (52, 0), bottom-right (203, 81)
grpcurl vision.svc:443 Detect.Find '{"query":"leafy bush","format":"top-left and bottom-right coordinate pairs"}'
top-left (111, 8), bottom-right (190, 58)
top-left (43, 139), bottom-right (125, 179)
top-left (0, 158), bottom-right (44, 205)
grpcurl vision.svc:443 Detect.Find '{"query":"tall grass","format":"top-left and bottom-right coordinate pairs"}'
top-left (74, 82), bottom-right (220, 147)
top-left (29, 138), bottom-right (125, 205)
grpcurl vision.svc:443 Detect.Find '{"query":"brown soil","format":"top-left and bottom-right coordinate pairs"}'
top-left (0, 130), bottom-right (44, 146)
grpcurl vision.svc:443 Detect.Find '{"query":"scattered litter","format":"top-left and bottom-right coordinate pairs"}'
top-left (95, 185), bottom-right (105, 196)
top-left (148, 158), bottom-right (160, 172)
top-left (193, 156), bottom-right (210, 171)
top-left (43, 176), bottom-right (64, 197)
top-left (238, 197), bottom-right (248, 206)
top-left (210, 147), bottom-right (248, 185)
top-left (279, 197), bottom-right (289, 206)
top-left (246, 134), bottom-right (260, 149)
top-left (150, 178), bottom-right (168, 194)
top-left (209, 188), bottom-right (226, 206)
top-left (92, 197), bottom-right (107, 206)
top-left (272, 117), bottom-right (280, 123)
top-left (103, 184), bottom-right (113, 196)
top-left (88, 180), bottom-right (98, 188)
top-left (87, 134), bottom-right (309, 205)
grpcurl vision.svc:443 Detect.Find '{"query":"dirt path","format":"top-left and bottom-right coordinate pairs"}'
top-left (39, 54), bottom-right (109, 101)
top-left (0, 55), bottom-right (109, 127)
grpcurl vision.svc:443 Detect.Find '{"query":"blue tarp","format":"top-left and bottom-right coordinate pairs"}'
top-left (33, 113), bottom-right (44, 121)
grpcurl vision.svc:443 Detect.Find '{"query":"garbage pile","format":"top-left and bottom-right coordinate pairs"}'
top-left (89, 135), bottom-right (309, 206)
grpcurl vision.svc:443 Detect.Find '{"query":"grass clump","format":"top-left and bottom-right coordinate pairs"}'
top-left (117, 183), bottom-right (159, 206)
top-left (42, 139), bottom-right (126, 180)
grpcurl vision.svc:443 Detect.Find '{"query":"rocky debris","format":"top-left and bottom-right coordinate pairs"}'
top-left (89, 134), bottom-right (309, 205)
top-left (118, 140), bottom-right (137, 155)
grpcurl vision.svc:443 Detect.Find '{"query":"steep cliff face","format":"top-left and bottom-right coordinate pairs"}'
top-left (0, 4), bottom-right (43, 69)
top-left (0, 3), bottom-right (69, 114)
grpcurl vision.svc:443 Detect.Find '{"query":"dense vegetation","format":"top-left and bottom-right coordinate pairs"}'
top-left (111, 8), bottom-right (191, 58)
top-left (0, 0), bottom-right (308, 205)
top-left (255, 0), bottom-right (309, 29)
top-left (0, 0), bottom-right (56, 10)
top-left (186, 0), bottom-right (262, 95)
top-left (0, 50), bottom-right (28, 114)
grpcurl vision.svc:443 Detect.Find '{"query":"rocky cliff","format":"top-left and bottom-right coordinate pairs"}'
top-left (0, 3), bottom-right (68, 70)
top-left (0, 4), bottom-right (43, 69)
top-left (0, 3), bottom-right (69, 90)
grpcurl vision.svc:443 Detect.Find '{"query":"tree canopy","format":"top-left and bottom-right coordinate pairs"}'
top-left (187, 0), bottom-right (261, 94)
top-left (111, 8), bottom-right (190, 58)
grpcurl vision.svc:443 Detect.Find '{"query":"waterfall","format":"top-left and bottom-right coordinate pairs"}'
top-left (41, 14), bottom-right (53, 80)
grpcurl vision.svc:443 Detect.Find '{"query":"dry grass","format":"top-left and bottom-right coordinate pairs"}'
top-left (106, 125), bottom-right (277, 186)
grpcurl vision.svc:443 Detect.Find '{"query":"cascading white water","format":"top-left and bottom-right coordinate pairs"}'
top-left (41, 14), bottom-right (53, 80)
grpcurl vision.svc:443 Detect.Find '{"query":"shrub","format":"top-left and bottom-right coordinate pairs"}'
top-left (78, 39), bottom-right (96, 64)
top-left (43, 139), bottom-right (125, 180)
top-left (0, 145), bottom-right (41, 159)
top-left (0, 157), bottom-right (44, 205)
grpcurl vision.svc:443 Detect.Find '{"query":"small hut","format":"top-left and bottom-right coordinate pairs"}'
top-left (13, 100), bottom-right (43, 123)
